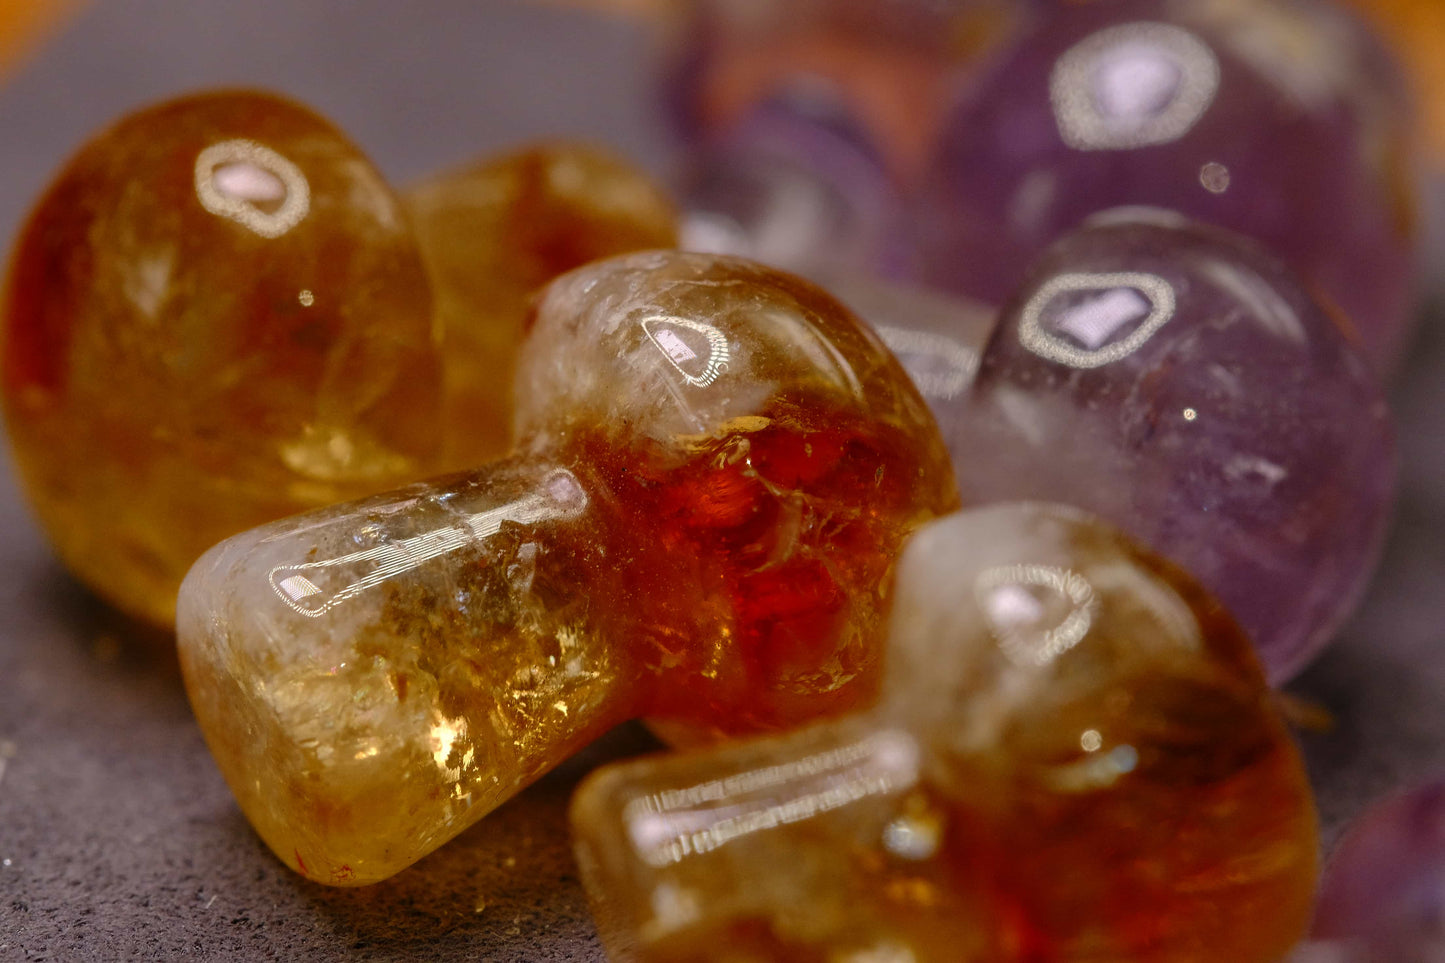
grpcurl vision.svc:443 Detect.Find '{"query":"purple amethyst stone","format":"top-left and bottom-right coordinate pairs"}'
top-left (952, 213), bottom-right (1395, 682)
top-left (913, 0), bottom-right (1420, 371)
top-left (1306, 781), bottom-right (1445, 958)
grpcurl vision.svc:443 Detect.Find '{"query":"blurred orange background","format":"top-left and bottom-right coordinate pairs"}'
top-left (0, 0), bottom-right (80, 79)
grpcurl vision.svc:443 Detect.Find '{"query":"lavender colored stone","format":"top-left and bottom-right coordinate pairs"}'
top-left (952, 213), bottom-right (1395, 682)
top-left (667, 0), bottom-right (1021, 279)
top-left (676, 97), bottom-right (913, 278)
top-left (913, 0), bottom-right (1421, 372)
top-left (1299, 781), bottom-right (1445, 960)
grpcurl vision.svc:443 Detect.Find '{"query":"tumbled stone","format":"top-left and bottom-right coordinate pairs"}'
top-left (406, 143), bottom-right (677, 469)
top-left (951, 213), bottom-right (1395, 682)
top-left (669, 0), bottom-right (1019, 278)
top-left (572, 503), bottom-right (1319, 962)
top-left (1, 90), bottom-right (441, 626)
top-left (176, 251), bottom-right (958, 886)
top-left (912, 0), bottom-right (1421, 371)
top-left (1298, 780), bottom-right (1445, 959)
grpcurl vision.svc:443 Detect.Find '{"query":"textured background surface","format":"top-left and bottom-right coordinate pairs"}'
top-left (0, 2), bottom-right (1442, 959)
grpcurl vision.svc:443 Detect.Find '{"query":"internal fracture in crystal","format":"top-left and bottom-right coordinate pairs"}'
top-left (176, 251), bottom-right (957, 886)
top-left (572, 504), bottom-right (1319, 962)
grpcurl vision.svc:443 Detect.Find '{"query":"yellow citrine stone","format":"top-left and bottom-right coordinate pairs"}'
top-left (572, 504), bottom-right (1319, 962)
top-left (1, 88), bottom-right (681, 626)
top-left (1, 90), bottom-right (441, 626)
top-left (407, 143), bottom-right (678, 469)
top-left (176, 251), bottom-right (958, 886)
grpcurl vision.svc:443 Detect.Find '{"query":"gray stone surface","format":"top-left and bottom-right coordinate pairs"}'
top-left (0, 2), bottom-right (1442, 959)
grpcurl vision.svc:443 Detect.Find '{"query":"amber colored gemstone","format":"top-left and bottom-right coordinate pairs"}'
top-left (572, 504), bottom-right (1319, 962)
top-left (176, 251), bottom-right (958, 886)
top-left (0, 90), bottom-right (442, 626)
top-left (405, 143), bottom-right (678, 469)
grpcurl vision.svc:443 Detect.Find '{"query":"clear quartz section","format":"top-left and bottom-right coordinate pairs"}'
top-left (177, 251), bottom-right (958, 885)
top-left (572, 503), bottom-right (1319, 962)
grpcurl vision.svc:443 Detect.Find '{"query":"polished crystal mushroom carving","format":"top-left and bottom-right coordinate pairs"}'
top-left (912, 0), bottom-right (1420, 371)
top-left (177, 251), bottom-right (958, 886)
top-left (1, 90), bottom-right (442, 625)
top-left (572, 503), bottom-right (1319, 962)
top-left (1, 90), bottom-right (682, 627)
top-left (952, 213), bottom-right (1396, 683)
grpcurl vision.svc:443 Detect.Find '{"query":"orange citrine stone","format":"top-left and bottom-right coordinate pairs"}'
top-left (176, 251), bottom-right (958, 885)
top-left (1, 88), bottom-right (684, 626)
top-left (1, 90), bottom-right (441, 625)
top-left (572, 504), bottom-right (1319, 962)
top-left (406, 143), bottom-right (678, 468)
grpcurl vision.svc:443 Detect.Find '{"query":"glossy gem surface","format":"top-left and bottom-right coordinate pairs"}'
top-left (1, 90), bottom-right (441, 625)
top-left (571, 503), bottom-right (1319, 962)
top-left (669, 0), bottom-right (1018, 279)
top-left (951, 214), bottom-right (1395, 682)
top-left (406, 142), bottom-right (678, 469)
top-left (176, 251), bottom-right (957, 886)
top-left (1305, 780), bottom-right (1445, 958)
top-left (912, 0), bottom-right (1420, 370)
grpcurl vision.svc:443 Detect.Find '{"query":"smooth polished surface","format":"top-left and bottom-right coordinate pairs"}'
top-left (1303, 780), bottom-right (1445, 958)
top-left (953, 215), bottom-right (1395, 683)
top-left (668, 0), bottom-right (1019, 278)
top-left (1, 3), bottom-right (1443, 960)
top-left (573, 505), bottom-right (1319, 962)
top-left (0, 90), bottom-right (442, 627)
top-left (407, 143), bottom-right (678, 469)
top-left (821, 274), bottom-right (996, 448)
top-left (913, 0), bottom-right (1420, 372)
top-left (177, 251), bottom-right (957, 886)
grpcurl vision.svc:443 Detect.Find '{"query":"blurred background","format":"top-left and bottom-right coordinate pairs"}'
top-left (0, 1), bottom-right (1442, 959)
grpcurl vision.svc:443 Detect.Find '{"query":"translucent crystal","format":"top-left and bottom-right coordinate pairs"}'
top-left (912, 0), bottom-right (1421, 371)
top-left (1300, 781), bottom-right (1445, 960)
top-left (819, 275), bottom-right (995, 446)
top-left (951, 213), bottom-right (1396, 682)
top-left (668, 0), bottom-right (1020, 278)
top-left (572, 503), bottom-right (1319, 962)
top-left (176, 251), bottom-right (958, 885)
top-left (406, 143), bottom-right (677, 469)
top-left (0, 90), bottom-right (441, 626)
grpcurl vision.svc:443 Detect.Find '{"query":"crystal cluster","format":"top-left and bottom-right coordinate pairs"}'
top-left (572, 504), bottom-right (1319, 961)
top-left (1, 92), bottom-right (676, 625)
top-left (949, 213), bottom-right (1395, 682)
top-left (176, 251), bottom-right (957, 885)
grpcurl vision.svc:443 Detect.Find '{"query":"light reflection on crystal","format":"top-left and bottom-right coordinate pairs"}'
top-left (194, 138), bottom-right (310, 237)
top-left (1051, 22), bottom-right (1221, 150)
top-left (572, 504), bottom-right (1319, 961)
top-left (1018, 272), bottom-right (1176, 368)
